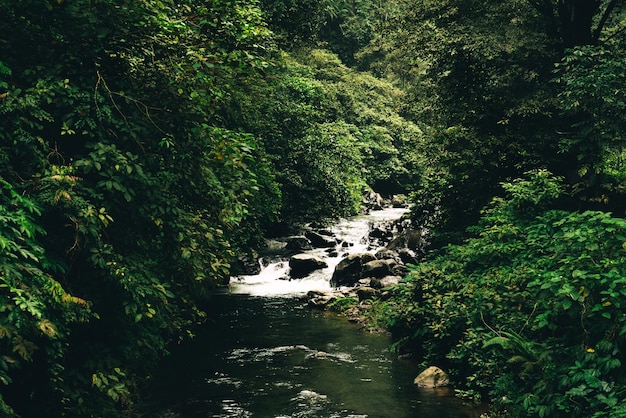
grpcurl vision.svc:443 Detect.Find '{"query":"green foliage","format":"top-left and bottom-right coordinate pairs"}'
top-left (0, 0), bottom-right (281, 415)
top-left (553, 45), bottom-right (626, 208)
top-left (364, 0), bottom-right (562, 235)
top-left (260, 0), bottom-right (329, 47)
top-left (260, 0), bottom-right (379, 64)
top-left (363, 0), bottom-right (625, 237)
top-left (0, 179), bottom-right (93, 416)
top-left (373, 171), bottom-right (626, 416)
top-left (0, 0), bottom-right (422, 414)
top-left (238, 48), bottom-right (424, 224)
top-left (327, 297), bottom-right (358, 313)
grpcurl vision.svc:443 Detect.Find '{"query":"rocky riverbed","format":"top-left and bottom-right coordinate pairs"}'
top-left (231, 193), bottom-right (427, 329)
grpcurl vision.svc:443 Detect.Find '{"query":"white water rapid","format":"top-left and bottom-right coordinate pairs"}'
top-left (228, 207), bottom-right (409, 297)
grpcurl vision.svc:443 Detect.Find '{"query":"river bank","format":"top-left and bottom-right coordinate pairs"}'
top-left (135, 203), bottom-right (493, 417)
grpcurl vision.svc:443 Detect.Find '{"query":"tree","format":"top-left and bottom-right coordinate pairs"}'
top-left (529, 0), bottom-right (626, 48)
top-left (361, 0), bottom-right (625, 236)
top-left (236, 48), bottom-right (424, 226)
top-left (0, 0), bottom-right (280, 415)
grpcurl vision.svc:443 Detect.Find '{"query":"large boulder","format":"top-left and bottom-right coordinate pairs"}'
top-left (305, 231), bottom-right (337, 248)
top-left (361, 259), bottom-right (397, 278)
top-left (330, 253), bottom-right (376, 287)
top-left (391, 195), bottom-right (407, 208)
top-left (413, 366), bottom-right (450, 388)
top-left (289, 254), bottom-right (328, 278)
top-left (356, 287), bottom-right (377, 301)
top-left (374, 248), bottom-right (399, 261)
top-left (285, 236), bottom-right (312, 252)
top-left (380, 275), bottom-right (401, 288)
top-left (397, 248), bottom-right (416, 264)
top-left (362, 190), bottom-right (384, 211)
top-left (387, 229), bottom-right (424, 251)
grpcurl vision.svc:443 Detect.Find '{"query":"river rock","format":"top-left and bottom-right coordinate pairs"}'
top-left (285, 236), bottom-right (312, 252)
top-left (326, 248), bottom-right (339, 257)
top-left (380, 275), bottom-right (401, 287)
top-left (391, 195), bottom-right (407, 208)
top-left (330, 253), bottom-right (376, 287)
top-left (307, 294), bottom-right (337, 309)
top-left (397, 248), bottom-right (416, 264)
top-left (289, 254), bottom-right (328, 278)
top-left (369, 226), bottom-right (393, 240)
top-left (414, 366), bottom-right (450, 388)
top-left (387, 229), bottom-right (424, 251)
top-left (316, 229), bottom-right (334, 236)
top-left (368, 278), bottom-right (383, 289)
top-left (391, 263), bottom-right (409, 277)
top-left (356, 287), bottom-right (377, 301)
top-left (305, 231), bottom-right (337, 248)
top-left (362, 190), bottom-right (384, 211)
top-left (263, 239), bottom-right (288, 253)
top-left (375, 248), bottom-right (399, 261)
top-left (236, 251), bottom-right (261, 275)
top-left (361, 259), bottom-right (397, 278)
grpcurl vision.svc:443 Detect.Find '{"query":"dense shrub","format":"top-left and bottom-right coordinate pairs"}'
top-left (0, 0), bottom-right (279, 415)
top-left (376, 171), bottom-right (626, 417)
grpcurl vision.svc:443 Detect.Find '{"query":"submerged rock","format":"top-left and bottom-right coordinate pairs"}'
top-left (361, 259), bottom-right (397, 278)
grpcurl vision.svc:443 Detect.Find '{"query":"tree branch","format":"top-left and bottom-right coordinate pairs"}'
top-left (593, 0), bottom-right (624, 41)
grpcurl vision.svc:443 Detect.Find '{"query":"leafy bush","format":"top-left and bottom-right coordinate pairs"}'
top-left (0, 179), bottom-right (93, 416)
top-left (327, 297), bottom-right (358, 313)
top-left (376, 170), bottom-right (626, 416)
top-left (0, 0), bottom-right (280, 415)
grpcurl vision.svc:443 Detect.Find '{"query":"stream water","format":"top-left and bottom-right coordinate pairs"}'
top-left (139, 208), bottom-right (485, 417)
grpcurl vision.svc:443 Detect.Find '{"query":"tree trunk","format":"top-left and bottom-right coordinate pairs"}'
top-left (557, 0), bottom-right (601, 47)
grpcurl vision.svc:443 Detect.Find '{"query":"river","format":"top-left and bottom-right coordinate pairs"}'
top-left (138, 208), bottom-right (485, 417)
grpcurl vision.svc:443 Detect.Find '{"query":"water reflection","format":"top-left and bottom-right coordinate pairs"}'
top-left (138, 296), bottom-right (483, 418)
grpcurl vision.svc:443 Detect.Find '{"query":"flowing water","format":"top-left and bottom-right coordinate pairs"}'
top-left (228, 207), bottom-right (410, 297)
top-left (139, 208), bottom-right (486, 418)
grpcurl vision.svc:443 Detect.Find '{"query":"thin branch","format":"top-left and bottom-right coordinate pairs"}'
top-left (95, 70), bottom-right (134, 139)
top-left (593, 0), bottom-right (623, 41)
top-left (481, 312), bottom-right (502, 337)
top-left (600, 21), bottom-right (626, 44)
top-left (95, 71), bottom-right (173, 150)
top-left (109, 91), bottom-right (171, 137)
top-left (520, 302), bottom-right (538, 333)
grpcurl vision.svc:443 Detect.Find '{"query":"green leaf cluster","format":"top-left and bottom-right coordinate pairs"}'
top-left (372, 171), bottom-right (626, 416)
top-left (358, 0), bottom-right (626, 238)
top-left (238, 48), bottom-right (424, 225)
top-left (0, 179), bottom-right (93, 416)
top-left (0, 0), bottom-right (280, 415)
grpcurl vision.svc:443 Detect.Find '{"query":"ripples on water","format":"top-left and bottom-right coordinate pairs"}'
top-left (139, 296), bottom-right (484, 418)
top-left (139, 208), bottom-right (485, 417)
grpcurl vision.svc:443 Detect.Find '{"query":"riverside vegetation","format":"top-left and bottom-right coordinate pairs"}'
top-left (1, 0), bottom-right (625, 417)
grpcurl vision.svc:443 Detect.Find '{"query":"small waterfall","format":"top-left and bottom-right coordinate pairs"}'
top-left (229, 207), bottom-right (409, 297)
top-left (139, 207), bottom-right (487, 418)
